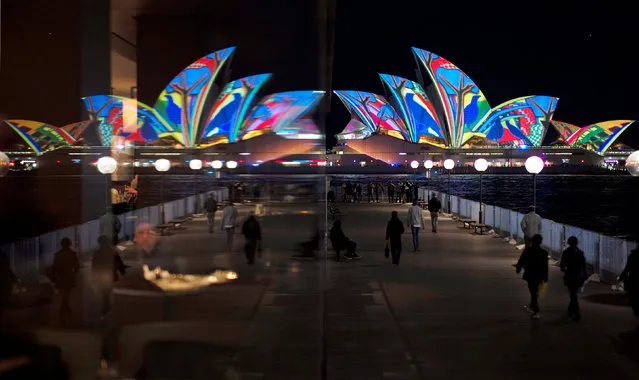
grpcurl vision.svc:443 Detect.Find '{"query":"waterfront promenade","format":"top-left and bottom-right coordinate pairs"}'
top-left (9, 202), bottom-right (639, 379)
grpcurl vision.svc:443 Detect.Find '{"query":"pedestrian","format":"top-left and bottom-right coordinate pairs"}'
top-left (241, 213), bottom-right (262, 265)
top-left (204, 193), bottom-right (218, 233)
top-left (407, 200), bottom-right (425, 251)
top-left (367, 183), bottom-right (373, 203)
top-left (99, 208), bottom-right (121, 246)
top-left (560, 236), bottom-right (587, 321)
top-left (515, 234), bottom-right (549, 319)
top-left (619, 248), bottom-right (639, 323)
top-left (220, 203), bottom-right (239, 252)
top-left (387, 183), bottom-right (394, 204)
top-left (428, 194), bottom-right (442, 233)
top-left (520, 206), bottom-right (542, 248)
top-left (374, 183), bottom-right (380, 203)
top-left (51, 238), bottom-right (80, 326)
top-left (386, 211), bottom-right (405, 265)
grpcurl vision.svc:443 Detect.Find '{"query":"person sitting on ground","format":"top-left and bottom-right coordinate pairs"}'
top-left (329, 220), bottom-right (358, 261)
top-left (520, 206), bottom-right (542, 248)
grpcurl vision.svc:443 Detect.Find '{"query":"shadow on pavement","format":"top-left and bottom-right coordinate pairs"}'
top-left (583, 293), bottom-right (631, 307)
top-left (611, 328), bottom-right (639, 368)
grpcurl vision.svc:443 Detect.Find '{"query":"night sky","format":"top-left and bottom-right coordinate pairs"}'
top-left (327, 0), bottom-right (639, 148)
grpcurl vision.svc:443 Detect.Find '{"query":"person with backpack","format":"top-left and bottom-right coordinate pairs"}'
top-left (560, 236), bottom-right (587, 321)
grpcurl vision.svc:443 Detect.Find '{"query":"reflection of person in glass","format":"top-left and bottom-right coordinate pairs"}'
top-left (92, 236), bottom-right (126, 318)
top-left (242, 213), bottom-right (262, 265)
top-left (51, 238), bottom-right (79, 326)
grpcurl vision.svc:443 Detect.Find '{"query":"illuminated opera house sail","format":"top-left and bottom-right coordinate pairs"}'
top-left (1, 47), bottom-right (325, 162)
top-left (335, 47), bottom-right (634, 157)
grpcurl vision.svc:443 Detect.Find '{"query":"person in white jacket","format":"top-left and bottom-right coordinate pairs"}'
top-left (220, 204), bottom-right (239, 252)
top-left (407, 200), bottom-right (425, 251)
top-left (521, 206), bottom-right (542, 247)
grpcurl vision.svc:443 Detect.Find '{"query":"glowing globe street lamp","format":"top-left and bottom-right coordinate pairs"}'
top-left (410, 160), bottom-right (419, 169)
top-left (0, 151), bottom-right (11, 178)
top-left (424, 160), bottom-right (434, 200)
top-left (226, 160), bottom-right (238, 169)
top-left (525, 156), bottom-right (544, 208)
top-left (97, 156), bottom-right (118, 174)
top-left (443, 159), bottom-right (455, 213)
top-left (155, 159), bottom-right (171, 223)
top-left (211, 160), bottom-right (223, 169)
top-left (189, 159), bottom-right (203, 170)
top-left (626, 151), bottom-right (639, 177)
top-left (474, 158), bottom-right (488, 223)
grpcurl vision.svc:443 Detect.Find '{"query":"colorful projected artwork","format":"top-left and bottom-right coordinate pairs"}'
top-left (83, 95), bottom-right (175, 146)
top-left (201, 73), bottom-right (272, 145)
top-left (566, 120), bottom-right (635, 153)
top-left (333, 90), bottom-right (409, 141)
top-left (550, 120), bottom-right (581, 141)
top-left (4, 120), bottom-right (75, 153)
top-left (276, 119), bottom-right (323, 140)
top-left (241, 91), bottom-right (324, 140)
top-left (412, 47), bottom-right (491, 147)
top-left (61, 121), bottom-right (92, 140)
top-left (336, 119), bottom-right (374, 140)
top-left (154, 47), bottom-right (235, 147)
top-left (378, 75), bottom-right (445, 143)
top-left (473, 96), bottom-right (558, 146)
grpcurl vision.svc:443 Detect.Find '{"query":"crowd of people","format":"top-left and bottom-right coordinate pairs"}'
top-left (328, 181), bottom-right (420, 204)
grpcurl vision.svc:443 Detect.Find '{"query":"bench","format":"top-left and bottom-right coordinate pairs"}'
top-left (473, 224), bottom-right (491, 235)
top-left (168, 218), bottom-right (189, 229)
top-left (156, 224), bottom-right (173, 236)
top-left (458, 219), bottom-right (476, 229)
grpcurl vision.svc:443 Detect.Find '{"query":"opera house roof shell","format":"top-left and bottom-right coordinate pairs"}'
top-left (2, 47), bottom-right (325, 154)
top-left (334, 47), bottom-right (634, 155)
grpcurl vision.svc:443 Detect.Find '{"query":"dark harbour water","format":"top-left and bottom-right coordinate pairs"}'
top-left (0, 174), bottom-right (637, 244)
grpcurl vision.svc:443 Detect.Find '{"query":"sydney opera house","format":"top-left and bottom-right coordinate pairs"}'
top-left (330, 47), bottom-right (635, 169)
top-left (0, 46), bottom-right (635, 173)
top-left (0, 47), bottom-right (326, 173)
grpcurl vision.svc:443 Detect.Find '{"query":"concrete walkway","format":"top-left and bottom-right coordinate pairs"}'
top-left (23, 202), bottom-right (639, 379)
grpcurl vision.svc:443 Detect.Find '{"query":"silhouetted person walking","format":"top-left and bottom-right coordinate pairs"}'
top-left (374, 183), bottom-right (380, 203)
top-left (387, 183), bottom-right (394, 204)
top-left (51, 238), bottom-right (79, 326)
top-left (560, 236), bottom-right (587, 321)
top-left (221, 203), bottom-right (239, 252)
top-left (515, 234), bottom-right (548, 319)
top-left (407, 200), bottom-right (424, 251)
top-left (620, 248), bottom-right (639, 322)
top-left (520, 206), bottom-right (542, 248)
top-left (204, 194), bottom-right (218, 233)
top-left (428, 194), bottom-right (442, 233)
top-left (242, 213), bottom-right (262, 265)
top-left (386, 211), bottom-right (405, 265)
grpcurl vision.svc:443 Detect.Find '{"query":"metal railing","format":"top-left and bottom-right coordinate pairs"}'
top-left (1, 188), bottom-right (229, 278)
top-left (420, 188), bottom-right (637, 283)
